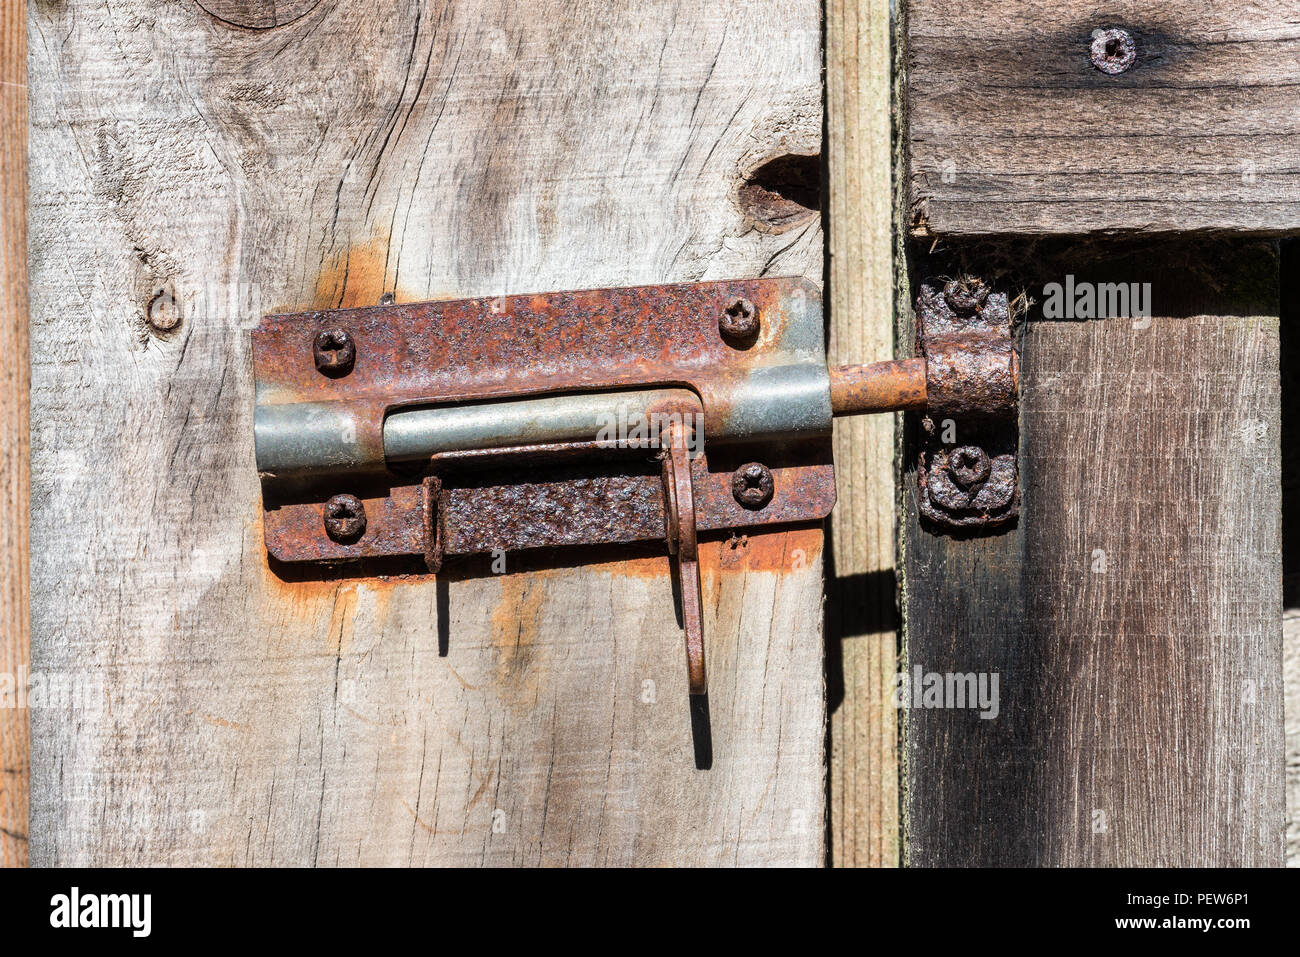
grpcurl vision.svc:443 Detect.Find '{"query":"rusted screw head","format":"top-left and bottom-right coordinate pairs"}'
top-left (313, 328), bottom-right (356, 376)
top-left (731, 462), bottom-right (774, 509)
top-left (720, 298), bottom-right (760, 342)
top-left (946, 446), bottom-right (991, 489)
top-left (942, 279), bottom-right (989, 314)
top-left (1090, 28), bottom-right (1136, 75)
top-left (323, 493), bottom-right (367, 542)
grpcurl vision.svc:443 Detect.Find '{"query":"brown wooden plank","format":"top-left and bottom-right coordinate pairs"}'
top-left (1283, 239), bottom-right (1300, 865)
top-left (906, 0), bottom-right (1300, 236)
top-left (1284, 610), bottom-right (1299, 863)
top-left (826, 0), bottom-right (899, 868)
top-left (0, 0), bottom-right (28, 869)
top-left (903, 239), bottom-right (1284, 866)
top-left (28, 0), bottom-right (827, 866)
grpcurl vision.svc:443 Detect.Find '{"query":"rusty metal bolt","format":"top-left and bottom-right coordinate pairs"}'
top-left (719, 298), bottom-right (760, 342)
top-left (942, 279), bottom-right (989, 315)
top-left (313, 328), bottom-right (356, 376)
top-left (945, 446), bottom-right (991, 489)
top-left (1090, 28), bottom-right (1136, 75)
top-left (323, 493), bottom-right (366, 542)
top-left (731, 462), bottom-right (774, 509)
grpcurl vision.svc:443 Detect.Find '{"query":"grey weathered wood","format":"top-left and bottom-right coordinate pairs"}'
top-left (28, 0), bottom-right (827, 866)
top-left (903, 240), bottom-right (1284, 866)
top-left (907, 0), bottom-right (1300, 236)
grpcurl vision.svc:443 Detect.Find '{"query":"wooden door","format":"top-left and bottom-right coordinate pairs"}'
top-left (27, 0), bottom-right (828, 866)
top-left (901, 0), bottom-right (1291, 865)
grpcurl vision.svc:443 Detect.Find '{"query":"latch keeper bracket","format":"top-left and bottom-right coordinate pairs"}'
top-left (914, 280), bottom-right (1020, 530)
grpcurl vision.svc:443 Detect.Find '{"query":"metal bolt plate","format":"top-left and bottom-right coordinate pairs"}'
top-left (253, 279), bottom-right (837, 566)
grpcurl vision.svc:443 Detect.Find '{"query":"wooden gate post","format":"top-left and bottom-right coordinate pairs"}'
top-left (826, 0), bottom-right (900, 868)
top-left (901, 0), bottom-right (1289, 866)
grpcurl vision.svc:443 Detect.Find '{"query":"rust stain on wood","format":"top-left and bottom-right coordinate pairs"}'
top-left (395, 792), bottom-right (440, 836)
top-left (577, 527), bottom-right (825, 580)
top-left (185, 710), bottom-right (246, 732)
top-left (490, 576), bottom-right (544, 692)
top-left (466, 764), bottom-right (497, 811)
top-left (312, 235), bottom-right (393, 310)
top-left (714, 526), bottom-right (822, 573)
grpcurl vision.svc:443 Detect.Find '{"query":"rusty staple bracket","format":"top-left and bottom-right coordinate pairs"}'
top-left (250, 277), bottom-right (1018, 737)
top-left (913, 280), bottom-right (1020, 530)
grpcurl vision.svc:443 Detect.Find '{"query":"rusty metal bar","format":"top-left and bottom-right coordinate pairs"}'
top-left (828, 358), bottom-right (928, 415)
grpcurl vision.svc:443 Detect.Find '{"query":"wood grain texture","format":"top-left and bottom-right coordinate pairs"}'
top-left (906, 0), bottom-right (1300, 236)
top-left (28, 0), bottom-right (827, 866)
top-left (1284, 610), bottom-right (1299, 864)
top-left (902, 240), bottom-right (1284, 866)
top-left (1, 0), bottom-right (29, 869)
top-left (1284, 239), bottom-right (1299, 866)
top-left (826, 0), bottom-right (898, 868)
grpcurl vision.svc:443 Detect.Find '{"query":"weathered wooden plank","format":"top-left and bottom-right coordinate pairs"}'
top-left (826, 0), bottom-right (898, 868)
top-left (906, 0), bottom-right (1300, 236)
top-left (28, 0), bottom-right (826, 866)
top-left (1284, 611), bottom-right (1299, 864)
top-left (1282, 238), bottom-right (1299, 865)
top-left (903, 240), bottom-right (1284, 866)
top-left (0, 0), bottom-right (29, 869)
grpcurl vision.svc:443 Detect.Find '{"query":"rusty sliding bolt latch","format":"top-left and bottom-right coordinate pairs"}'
top-left (250, 277), bottom-right (1019, 743)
